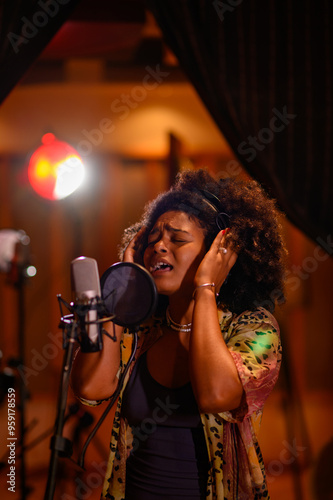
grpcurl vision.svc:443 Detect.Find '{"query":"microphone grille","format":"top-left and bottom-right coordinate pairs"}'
top-left (71, 256), bottom-right (101, 299)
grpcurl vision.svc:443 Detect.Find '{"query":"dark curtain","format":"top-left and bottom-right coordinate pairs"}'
top-left (0, 1), bottom-right (332, 251)
top-left (148, 0), bottom-right (333, 253)
top-left (0, 0), bottom-right (80, 104)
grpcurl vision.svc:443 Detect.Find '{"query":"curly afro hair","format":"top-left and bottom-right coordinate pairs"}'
top-left (119, 169), bottom-right (287, 314)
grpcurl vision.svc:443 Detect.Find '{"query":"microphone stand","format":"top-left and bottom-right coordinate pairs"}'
top-left (44, 297), bottom-right (115, 500)
top-left (43, 260), bottom-right (157, 499)
top-left (16, 268), bottom-right (28, 500)
top-left (43, 315), bottom-right (77, 500)
top-left (0, 229), bottom-right (34, 499)
top-left (5, 254), bottom-right (31, 499)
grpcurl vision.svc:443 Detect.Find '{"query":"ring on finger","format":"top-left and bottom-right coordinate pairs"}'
top-left (219, 246), bottom-right (228, 254)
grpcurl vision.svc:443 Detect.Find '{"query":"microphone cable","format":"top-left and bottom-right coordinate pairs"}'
top-left (78, 327), bottom-right (138, 469)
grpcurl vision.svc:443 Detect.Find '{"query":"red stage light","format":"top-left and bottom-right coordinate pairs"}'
top-left (28, 133), bottom-right (85, 200)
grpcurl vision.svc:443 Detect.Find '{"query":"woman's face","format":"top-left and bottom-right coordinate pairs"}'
top-left (143, 211), bottom-right (207, 298)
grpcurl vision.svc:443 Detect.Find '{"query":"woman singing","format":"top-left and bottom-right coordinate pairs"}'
top-left (71, 168), bottom-right (287, 499)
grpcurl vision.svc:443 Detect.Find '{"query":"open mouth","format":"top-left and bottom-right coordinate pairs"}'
top-left (149, 261), bottom-right (173, 274)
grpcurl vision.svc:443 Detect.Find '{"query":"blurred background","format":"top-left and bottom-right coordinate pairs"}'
top-left (0, 1), bottom-right (332, 499)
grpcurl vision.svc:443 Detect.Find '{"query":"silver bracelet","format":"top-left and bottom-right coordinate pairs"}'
top-left (192, 282), bottom-right (216, 299)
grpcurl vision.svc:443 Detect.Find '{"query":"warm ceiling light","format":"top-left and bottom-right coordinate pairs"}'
top-left (28, 133), bottom-right (85, 200)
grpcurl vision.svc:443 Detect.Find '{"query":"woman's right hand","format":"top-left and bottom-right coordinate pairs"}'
top-left (123, 226), bottom-right (146, 264)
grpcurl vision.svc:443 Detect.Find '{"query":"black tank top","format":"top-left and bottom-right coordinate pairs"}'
top-left (121, 351), bottom-right (209, 500)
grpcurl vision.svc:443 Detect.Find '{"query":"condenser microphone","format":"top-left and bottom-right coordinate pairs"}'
top-left (71, 256), bottom-right (102, 352)
top-left (70, 257), bottom-right (158, 351)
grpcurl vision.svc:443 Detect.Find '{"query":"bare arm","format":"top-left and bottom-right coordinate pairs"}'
top-left (189, 288), bottom-right (243, 413)
top-left (189, 229), bottom-right (243, 413)
top-left (70, 322), bottom-right (122, 401)
top-left (70, 226), bottom-right (146, 402)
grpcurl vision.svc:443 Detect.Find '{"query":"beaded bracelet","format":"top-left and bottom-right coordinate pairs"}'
top-left (192, 282), bottom-right (216, 299)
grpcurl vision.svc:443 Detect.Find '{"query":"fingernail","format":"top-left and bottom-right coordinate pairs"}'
top-left (221, 229), bottom-right (226, 235)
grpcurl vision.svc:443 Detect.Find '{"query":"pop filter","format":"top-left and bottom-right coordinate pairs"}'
top-left (100, 262), bottom-right (158, 327)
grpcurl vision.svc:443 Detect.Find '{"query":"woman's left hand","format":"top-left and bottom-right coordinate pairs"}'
top-left (194, 229), bottom-right (238, 293)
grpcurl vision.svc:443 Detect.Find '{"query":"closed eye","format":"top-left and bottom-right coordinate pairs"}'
top-left (146, 225), bottom-right (193, 246)
top-left (147, 237), bottom-right (188, 245)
